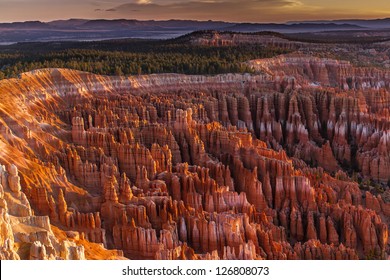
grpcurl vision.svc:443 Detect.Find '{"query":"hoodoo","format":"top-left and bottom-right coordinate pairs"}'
top-left (0, 55), bottom-right (389, 259)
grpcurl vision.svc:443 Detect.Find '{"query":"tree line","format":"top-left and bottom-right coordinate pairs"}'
top-left (0, 39), bottom-right (289, 79)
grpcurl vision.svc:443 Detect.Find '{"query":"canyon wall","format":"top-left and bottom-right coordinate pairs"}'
top-left (0, 54), bottom-right (389, 259)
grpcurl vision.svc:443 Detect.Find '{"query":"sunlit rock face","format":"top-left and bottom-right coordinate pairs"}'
top-left (191, 31), bottom-right (307, 49)
top-left (247, 54), bottom-right (390, 90)
top-left (0, 56), bottom-right (389, 260)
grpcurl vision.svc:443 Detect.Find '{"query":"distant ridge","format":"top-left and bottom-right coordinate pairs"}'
top-left (221, 22), bottom-right (365, 33)
top-left (0, 18), bottom-right (389, 43)
top-left (287, 18), bottom-right (390, 29)
top-left (0, 21), bottom-right (50, 29)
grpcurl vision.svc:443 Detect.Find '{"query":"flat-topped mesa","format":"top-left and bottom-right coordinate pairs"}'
top-left (191, 31), bottom-right (306, 49)
top-left (0, 67), bottom-right (389, 260)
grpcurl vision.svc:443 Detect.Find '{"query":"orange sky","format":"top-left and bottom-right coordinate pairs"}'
top-left (0, 0), bottom-right (389, 22)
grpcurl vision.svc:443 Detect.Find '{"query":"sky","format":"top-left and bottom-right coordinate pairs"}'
top-left (0, 0), bottom-right (389, 23)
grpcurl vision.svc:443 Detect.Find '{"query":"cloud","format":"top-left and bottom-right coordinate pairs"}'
top-left (0, 0), bottom-right (388, 22)
top-left (105, 0), bottom-right (307, 22)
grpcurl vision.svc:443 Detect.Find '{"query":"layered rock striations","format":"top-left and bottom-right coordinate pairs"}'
top-left (191, 31), bottom-right (307, 49)
top-left (247, 54), bottom-right (390, 90)
top-left (0, 56), bottom-right (389, 260)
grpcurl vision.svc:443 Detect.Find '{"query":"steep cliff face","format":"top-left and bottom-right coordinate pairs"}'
top-left (0, 59), bottom-right (389, 260)
top-left (0, 164), bottom-right (88, 260)
top-left (191, 31), bottom-right (306, 49)
top-left (247, 55), bottom-right (390, 90)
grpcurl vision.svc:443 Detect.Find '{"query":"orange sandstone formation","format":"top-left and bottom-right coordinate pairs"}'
top-left (0, 55), bottom-right (389, 260)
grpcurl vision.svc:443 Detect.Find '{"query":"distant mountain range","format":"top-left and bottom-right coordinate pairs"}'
top-left (0, 18), bottom-right (389, 44)
top-left (288, 18), bottom-right (390, 29)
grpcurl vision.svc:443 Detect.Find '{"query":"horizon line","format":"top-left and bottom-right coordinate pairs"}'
top-left (1, 16), bottom-right (389, 25)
